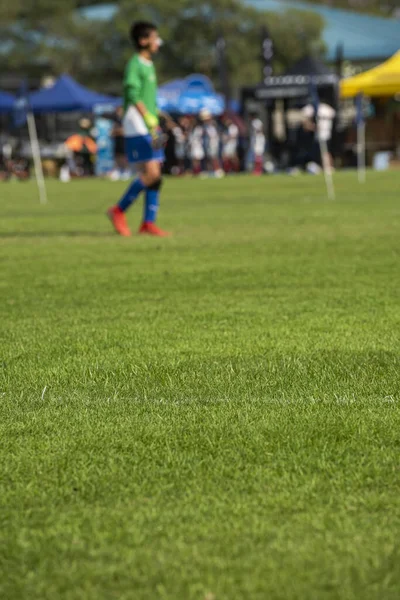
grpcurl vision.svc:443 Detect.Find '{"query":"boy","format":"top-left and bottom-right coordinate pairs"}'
top-left (107, 21), bottom-right (169, 237)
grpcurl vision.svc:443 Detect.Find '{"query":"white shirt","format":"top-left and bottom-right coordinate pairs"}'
top-left (250, 119), bottom-right (265, 155)
top-left (189, 125), bottom-right (205, 159)
top-left (203, 123), bottom-right (219, 146)
top-left (173, 126), bottom-right (185, 145)
top-left (222, 123), bottom-right (239, 157)
top-left (190, 125), bottom-right (204, 148)
top-left (173, 126), bottom-right (186, 159)
top-left (123, 106), bottom-right (148, 137)
top-left (223, 124), bottom-right (239, 146)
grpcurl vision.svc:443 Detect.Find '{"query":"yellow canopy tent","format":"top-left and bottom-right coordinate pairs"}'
top-left (341, 51), bottom-right (400, 98)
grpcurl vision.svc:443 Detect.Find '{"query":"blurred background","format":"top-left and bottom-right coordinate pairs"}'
top-left (0, 0), bottom-right (399, 181)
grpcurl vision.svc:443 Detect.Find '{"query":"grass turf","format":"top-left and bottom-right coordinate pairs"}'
top-left (1, 172), bottom-right (400, 600)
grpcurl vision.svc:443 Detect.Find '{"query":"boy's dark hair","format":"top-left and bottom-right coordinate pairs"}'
top-left (130, 21), bottom-right (157, 50)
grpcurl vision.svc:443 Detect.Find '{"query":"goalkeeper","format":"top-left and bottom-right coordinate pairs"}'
top-left (108, 21), bottom-right (169, 237)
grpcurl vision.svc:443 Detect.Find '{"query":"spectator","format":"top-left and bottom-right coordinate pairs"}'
top-left (199, 109), bottom-right (224, 178)
top-left (0, 155), bottom-right (9, 181)
top-left (302, 99), bottom-right (336, 170)
top-left (161, 116), bottom-right (177, 175)
top-left (111, 106), bottom-right (130, 180)
top-left (288, 118), bottom-right (316, 174)
top-left (221, 115), bottom-right (240, 173)
top-left (64, 118), bottom-right (97, 177)
top-left (249, 113), bottom-right (266, 175)
top-left (189, 117), bottom-right (205, 176)
top-left (172, 117), bottom-right (188, 175)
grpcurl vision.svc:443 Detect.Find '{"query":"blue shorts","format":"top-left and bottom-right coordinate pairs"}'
top-left (125, 134), bottom-right (164, 165)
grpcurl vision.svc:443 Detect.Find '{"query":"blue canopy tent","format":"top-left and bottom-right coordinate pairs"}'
top-left (157, 79), bottom-right (186, 112)
top-left (158, 75), bottom-right (225, 115)
top-left (0, 90), bottom-right (15, 114)
top-left (29, 74), bottom-right (121, 113)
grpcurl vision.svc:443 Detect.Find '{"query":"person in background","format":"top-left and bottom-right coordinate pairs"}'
top-left (161, 116), bottom-right (176, 175)
top-left (200, 109), bottom-right (224, 178)
top-left (181, 117), bottom-right (193, 175)
top-left (64, 118), bottom-right (97, 177)
top-left (107, 21), bottom-right (169, 237)
top-left (189, 117), bottom-right (205, 176)
top-left (173, 117), bottom-right (189, 175)
top-left (0, 136), bottom-right (10, 181)
top-left (288, 117), bottom-right (316, 175)
top-left (0, 138), bottom-right (30, 182)
top-left (249, 113), bottom-right (265, 175)
top-left (221, 115), bottom-right (240, 173)
top-left (111, 106), bottom-right (130, 180)
top-left (0, 162), bottom-right (9, 181)
top-left (10, 158), bottom-right (30, 180)
top-left (302, 98), bottom-right (336, 171)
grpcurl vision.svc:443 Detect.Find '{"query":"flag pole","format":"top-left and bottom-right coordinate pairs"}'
top-left (26, 111), bottom-right (48, 204)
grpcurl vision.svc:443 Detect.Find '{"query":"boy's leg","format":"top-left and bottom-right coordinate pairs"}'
top-left (107, 141), bottom-right (170, 236)
top-left (107, 128), bottom-right (159, 236)
top-left (139, 160), bottom-right (170, 237)
top-left (118, 176), bottom-right (146, 211)
top-left (107, 170), bottom-right (146, 237)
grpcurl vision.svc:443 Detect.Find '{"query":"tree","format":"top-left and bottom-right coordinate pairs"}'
top-left (115, 0), bottom-right (326, 89)
top-left (0, 0), bottom-right (121, 88)
top-left (0, 0), bottom-right (326, 91)
top-left (288, 0), bottom-right (398, 17)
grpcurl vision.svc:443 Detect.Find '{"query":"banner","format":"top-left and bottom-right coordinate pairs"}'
top-left (94, 104), bottom-right (115, 176)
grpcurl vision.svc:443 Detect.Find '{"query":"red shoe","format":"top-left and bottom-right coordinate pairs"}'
top-left (139, 222), bottom-right (171, 237)
top-left (107, 206), bottom-right (131, 237)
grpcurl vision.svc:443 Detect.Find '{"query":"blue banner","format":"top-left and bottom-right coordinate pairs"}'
top-left (94, 105), bottom-right (115, 176)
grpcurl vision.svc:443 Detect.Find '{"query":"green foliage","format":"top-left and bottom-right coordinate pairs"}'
top-left (1, 173), bottom-right (400, 599)
top-left (290, 0), bottom-right (398, 16)
top-left (0, 0), bottom-right (325, 90)
top-left (116, 1), bottom-right (325, 87)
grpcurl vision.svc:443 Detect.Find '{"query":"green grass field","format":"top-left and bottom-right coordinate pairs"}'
top-left (1, 172), bottom-right (400, 600)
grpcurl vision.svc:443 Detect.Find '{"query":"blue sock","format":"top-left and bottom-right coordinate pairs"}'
top-left (144, 188), bottom-right (159, 223)
top-left (118, 178), bottom-right (146, 212)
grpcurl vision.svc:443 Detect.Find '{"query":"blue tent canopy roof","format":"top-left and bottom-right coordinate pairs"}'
top-left (158, 74), bottom-right (225, 115)
top-left (0, 90), bottom-right (15, 113)
top-left (29, 74), bottom-right (121, 113)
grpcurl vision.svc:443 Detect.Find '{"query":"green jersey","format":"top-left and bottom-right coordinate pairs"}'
top-left (123, 54), bottom-right (158, 116)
